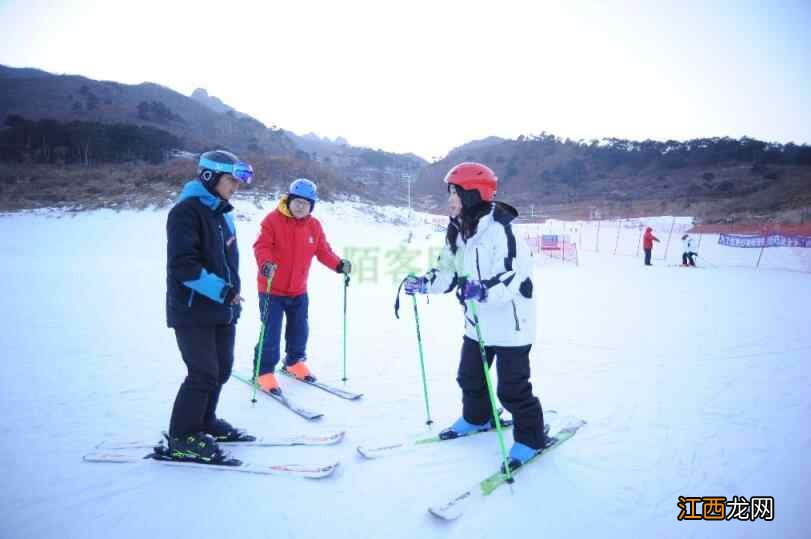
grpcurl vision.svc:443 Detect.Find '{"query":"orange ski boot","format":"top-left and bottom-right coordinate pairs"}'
top-left (257, 372), bottom-right (280, 394)
top-left (284, 362), bottom-right (316, 382)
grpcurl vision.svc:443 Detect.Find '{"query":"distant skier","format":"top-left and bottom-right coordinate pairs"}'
top-left (165, 150), bottom-right (255, 463)
top-left (643, 227), bottom-right (660, 266)
top-left (252, 178), bottom-right (351, 392)
top-left (681, 234), bottom-right (697, 266)
top-left (404, 162), bottom-right (547, 471)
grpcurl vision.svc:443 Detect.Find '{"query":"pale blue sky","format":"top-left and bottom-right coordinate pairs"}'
top-left (1, 0), bottom-right (809, 159)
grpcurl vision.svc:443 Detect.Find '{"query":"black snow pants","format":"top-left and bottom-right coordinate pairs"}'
top-left (457, 336), bottom-right (546, 449)
top-left (682, 252), bottom-right (696, 266)
top-left (169, 324), bottom-right (235, 437)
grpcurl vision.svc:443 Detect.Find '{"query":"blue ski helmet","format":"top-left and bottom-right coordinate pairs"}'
top-left (198, 150), bottom-right (254, 187)
top-left (288, 178), bottom-right (318, 202)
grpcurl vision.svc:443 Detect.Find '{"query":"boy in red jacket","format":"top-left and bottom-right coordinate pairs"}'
top-left (252, 179), bottom-right (351, 392)
top-left (642, 227), bottom-right (660, 266)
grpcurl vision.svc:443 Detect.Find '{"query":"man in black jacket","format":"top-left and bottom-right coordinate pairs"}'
top-left (164, 150), bottom-right (255, 463)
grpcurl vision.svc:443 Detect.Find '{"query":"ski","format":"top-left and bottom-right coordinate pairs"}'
top-left (357, 420), bottom-right (514, 459)
top-left (96, 430), bottom-right (344, 451)
top-left (427, 418), bottom-right (586, 521)
top-left (83, 451), bottom-right (338, 479)
top-left (280, 368), bottom-right (363, 401)
top-left (357, 410), bottom-right (557, 459)
top-left (232, 372), bottom-right (323, 421)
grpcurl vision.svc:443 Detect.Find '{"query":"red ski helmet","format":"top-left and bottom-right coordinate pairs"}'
top-left (443, 162), bottom-right (498, 202)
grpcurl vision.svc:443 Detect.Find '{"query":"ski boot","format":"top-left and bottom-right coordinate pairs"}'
top-left (283, 361), bottom-right (316, 382)
top-left (256, 372), bottom-right (281, 395)
top-left (439, 416), bottom-right (491, 440)
top-left (501, 442), bottom-right (543, 474)
top-left (206, 417), bottom-right (256, 443)
top-left (500, 430), bottom-right (556, 473)
top-left (154, 432), bottom-right (239, 465)
top-left (439, 410), bottom-right (515, 440)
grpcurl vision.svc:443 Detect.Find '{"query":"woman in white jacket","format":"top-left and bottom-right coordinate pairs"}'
top-left (404, 162), bottom-right (547, 470)
top-left (681, 234), bottom-right (697, 266)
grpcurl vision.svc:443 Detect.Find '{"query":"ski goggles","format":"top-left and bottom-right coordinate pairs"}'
top-left (231, 162), bottom-right (254, 184)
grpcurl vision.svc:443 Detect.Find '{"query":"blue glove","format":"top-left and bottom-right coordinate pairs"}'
top-left (404, 275), bottom-right (428, 295)
top-left (461, 279), bottom-right (487, 302)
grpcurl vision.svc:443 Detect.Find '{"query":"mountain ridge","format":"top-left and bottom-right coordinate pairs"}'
top-left (2, 64), bottom-right (809, 223)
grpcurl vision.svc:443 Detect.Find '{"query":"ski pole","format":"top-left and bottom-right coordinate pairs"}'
top-left (252, 267), bottom-right (275, 404)
top-left (408, 273), bottom-right (433, 426)
top-left (342, 273), bottom-right (350, 382)
top-left (465, 283), bottom-right (513, 483)
top-left (696, 254), bottom-right (716, 268)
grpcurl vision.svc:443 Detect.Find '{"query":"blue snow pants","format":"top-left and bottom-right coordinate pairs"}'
top-left (255, 293), bottom-right (309, 375)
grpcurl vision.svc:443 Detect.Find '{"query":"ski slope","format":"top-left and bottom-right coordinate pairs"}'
top-left (1, 198), bottom-right (809, 538)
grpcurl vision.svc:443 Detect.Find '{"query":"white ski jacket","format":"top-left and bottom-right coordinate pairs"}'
top-left (424, 203), bottom-right (536, 347)
top-left (682, 236), bottom-right (695, 253)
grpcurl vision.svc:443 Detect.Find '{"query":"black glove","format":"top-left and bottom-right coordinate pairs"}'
top-left (336, 259), bottom-right (352, 275)
top-left (221, 284), bottom-right (237, 305)
top-left (260, 262), bottom-right (277, 278)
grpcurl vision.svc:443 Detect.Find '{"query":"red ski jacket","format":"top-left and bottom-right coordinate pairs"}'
top-left (643, 227), bottom-right (660, 249)
top-left (253, 196), bottom-right (341, 296)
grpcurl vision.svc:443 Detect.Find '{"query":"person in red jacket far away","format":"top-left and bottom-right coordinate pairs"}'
top-left (642, 227), bottom-right (660, 266)
top-left (252, 178), bottom-right (351, 393)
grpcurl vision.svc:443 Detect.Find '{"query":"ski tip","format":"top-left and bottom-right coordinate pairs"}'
top-left (561, 418), bottom-right (588, 432)
top-left (355, 441), bottom-right (408, 459)
top-left (427, 506), bottom-right (462, 521)
top-left (301, 461), bottom-right (340, 479)
top-left (83, 452), bottom-right (137, 463)
top-left (324, 430), bottom-right (346, 444)
top-left (304, 431), bottom-right (344, 444)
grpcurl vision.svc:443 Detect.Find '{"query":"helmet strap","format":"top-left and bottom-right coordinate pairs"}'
top-left (200, 170), bottom-right (224, 196)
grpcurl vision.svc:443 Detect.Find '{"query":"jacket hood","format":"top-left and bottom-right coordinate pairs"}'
top-left (176, 179), bottom-right (222, 211)
top-left (278, 194), bottom-right (292, 217)
top-left (175, 179), bottom-right (235, 233)
top-left (492, 201), bottom-right (519, 224)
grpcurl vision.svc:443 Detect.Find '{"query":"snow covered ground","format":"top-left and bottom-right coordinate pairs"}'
top-left (1, 197), bottom-right (809, 539)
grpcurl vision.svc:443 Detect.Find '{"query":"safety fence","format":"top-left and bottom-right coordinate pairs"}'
top-left (515, 217), bottom-right (811, 273)
top-left (413, 213), bottom-right (811, 273)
